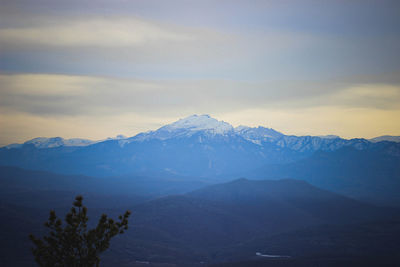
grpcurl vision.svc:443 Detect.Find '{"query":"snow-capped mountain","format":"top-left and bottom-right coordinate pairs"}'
top-left (27, 137), bottom-right (96, 148)
top-left (1, 114), bottom-right (376, 152)
top-left (131, 115), bottom-right (234, 141)
top-left (0, 114), bottom-right (386, 154)
top-left (5, 137), bottom-right (96, 149)
top-left (129, 115), bottom-right (371, 153)
top-left (1, 114), bottom-right (399, 178)
top-left (165, 114), bottom-right (233, 134)
top-left (4, 135), bottom-right (131, 149)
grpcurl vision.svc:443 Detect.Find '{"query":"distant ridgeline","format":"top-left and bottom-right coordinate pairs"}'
top-left (1, 114), bottom-right (400, 205)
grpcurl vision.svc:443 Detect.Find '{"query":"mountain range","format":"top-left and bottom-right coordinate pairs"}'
top-left (4, 115), bottom-right (399, 150)
top-left (1, 114), bottom-right (399, 177)
top-left (1, 114), bottom-right (399, 206)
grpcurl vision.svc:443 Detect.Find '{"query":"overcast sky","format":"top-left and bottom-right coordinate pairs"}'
top-left (1, 0), bottom-right (400, 145)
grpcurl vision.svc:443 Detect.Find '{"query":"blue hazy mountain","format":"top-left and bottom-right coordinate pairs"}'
top-left (0, 114), bottom-right (391, 177)
top-left (1, 114), bottom-right (399, 205)
top-left (248, 145), bottom-right (400, 206)
top-left (0, 165), bottom-right (208, 208)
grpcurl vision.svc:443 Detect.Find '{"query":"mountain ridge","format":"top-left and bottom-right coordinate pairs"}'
top-left (4, 114), bottom-right (389, 149)
top-left (0, 114), bottom-right (399, 207)
top-left (1, 114), bottom-right (399, 178)
top-left (4, 115), bottom-right (398, 156)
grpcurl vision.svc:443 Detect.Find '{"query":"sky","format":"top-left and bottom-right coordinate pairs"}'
top-left (1, 0), bottom-right (400, 145)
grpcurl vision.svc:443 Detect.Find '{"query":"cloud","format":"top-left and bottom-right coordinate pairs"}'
top-left (0, 17), bottom-right (197, 48)
top-left (2, 74), bottom-right (400, 117)
top-left (327, 84), bottom-right (400, 109)
top-left (0, 1), bottom-right (399, 82)
top-left (5, 13), bottom-right (387, 80)
top-left (0, 14), bottom-right (312, 63)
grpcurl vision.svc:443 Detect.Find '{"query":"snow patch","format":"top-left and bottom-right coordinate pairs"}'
top-left (131, 114), bottom-right (234, 141)
top-left (24, 137), bottom-right (95, 148)
top-left (163, 114), bottom-right (233, 134)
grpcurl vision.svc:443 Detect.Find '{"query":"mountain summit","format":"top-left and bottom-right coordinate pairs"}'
top-left (163, 115), bottom-right (233, 134)
top-left (132, 114), bottom-right (234, 141)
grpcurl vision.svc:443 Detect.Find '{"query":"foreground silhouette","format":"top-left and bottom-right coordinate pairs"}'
top-left (29, 195), bottom-right (130, 267)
